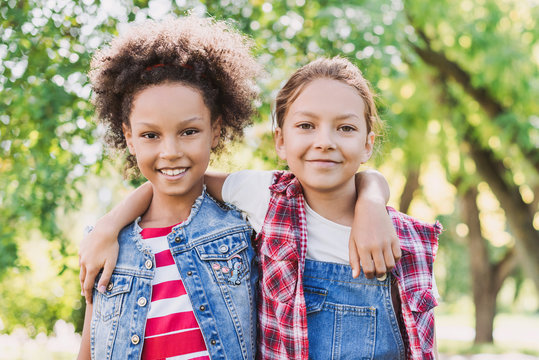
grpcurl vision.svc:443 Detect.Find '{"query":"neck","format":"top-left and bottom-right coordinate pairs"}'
top-left (301, 180), bottom-right (356, 227)
top-left (140, 184), bottom-right (203, 228)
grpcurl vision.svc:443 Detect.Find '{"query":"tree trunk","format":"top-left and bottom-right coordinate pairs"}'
top-left (406, 18), bottom-right (539, 291)
top-left (461, 186), bottom-right (517, 343)
top-left (465, 136), bottom-right (539, 292)
top-left (399, 166), bottom-right (420, 214)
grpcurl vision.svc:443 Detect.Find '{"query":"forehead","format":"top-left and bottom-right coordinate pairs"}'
top-left (133, 82), bottom-right (204, 106)
top-left (130, 83), bottom-right (211, 124)
top-left (288, 78), bottom-right (365, 118)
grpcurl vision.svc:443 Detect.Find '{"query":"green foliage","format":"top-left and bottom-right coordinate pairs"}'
top-left (0, 235), bottom-right (84, 335)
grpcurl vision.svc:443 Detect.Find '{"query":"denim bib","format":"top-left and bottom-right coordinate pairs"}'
top-left (303, 259), bottom-right (405, 360)
top-left (90, 190), bottom-right (257, 360)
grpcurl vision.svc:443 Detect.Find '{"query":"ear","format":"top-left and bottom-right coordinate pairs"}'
top-left (361, 131), bottom-right (375, 163)
top-left (211, 117), bottom-right (221, 149)
top-left (122, 123), bottom-right (135, 155)
top-left (274, 127), bottom-right (287, 161)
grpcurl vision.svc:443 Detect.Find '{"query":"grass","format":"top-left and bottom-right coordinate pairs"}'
top-left (436, 312), bottom-right (539, 357)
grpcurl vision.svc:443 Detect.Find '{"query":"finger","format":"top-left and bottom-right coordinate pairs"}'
top-left (349, 239), bottom-right (361, 278)
top-left (360, 254), bottom-right (375, 279)
top-left (79, 265), bottom-right (86, 296)
top-left (371, 249), bottom-right (387, 278)
top-left (383, 243), bottom-right (396, 272)
top-left (391, 235), bottom-right (402, 263)
top-left (83, 267), bottom-right (99, 304)
top-left (97, 261), bottom-right (116, 295)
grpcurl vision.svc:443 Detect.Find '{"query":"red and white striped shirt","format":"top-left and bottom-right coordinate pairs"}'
top-left (140, 224), bottom-right (210, 360)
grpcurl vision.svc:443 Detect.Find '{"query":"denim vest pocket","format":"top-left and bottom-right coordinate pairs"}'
top-left (304, 285), bottom-right (328, 314)
top-left (94, 273), bottom-right (133, 322)
top-left (196, 234), bottom-right (250, 286)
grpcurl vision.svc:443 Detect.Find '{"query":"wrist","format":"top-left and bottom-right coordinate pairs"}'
top-left (94, 215), bottom-right (120, 237)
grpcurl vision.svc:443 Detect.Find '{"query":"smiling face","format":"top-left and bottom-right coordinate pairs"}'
top-left (275, 78), bottom-right (375, 197)
top-left (123, 83), bottom-right (220, 204)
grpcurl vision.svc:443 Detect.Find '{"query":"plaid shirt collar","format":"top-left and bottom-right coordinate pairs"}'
top-left (268, 171), bottom-right (302, 197)
top-left (257, 171), bottom-right (441, 360)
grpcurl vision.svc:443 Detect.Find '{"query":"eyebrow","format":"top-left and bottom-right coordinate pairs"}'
top-left (134, 116), bottom-right (205, 127)
top-left (292, 111), bottom-right (361, 121)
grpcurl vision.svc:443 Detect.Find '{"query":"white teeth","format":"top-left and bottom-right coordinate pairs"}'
top-left (160, 168), bottom-right (186, 176)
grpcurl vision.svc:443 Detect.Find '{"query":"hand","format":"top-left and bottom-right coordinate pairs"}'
top-left (349, 198), bottom-right (401, 278)
top-left (79, 224), bottom-right (119, 304)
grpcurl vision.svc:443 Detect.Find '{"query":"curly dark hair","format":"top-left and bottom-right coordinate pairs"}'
top-left (89, 16), bottom-right (261, 172)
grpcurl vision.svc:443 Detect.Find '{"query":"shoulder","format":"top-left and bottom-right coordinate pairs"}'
top-left (200, 191), bottom-right (251, 228)
top-left (223, 170), bottom-right (276, 197)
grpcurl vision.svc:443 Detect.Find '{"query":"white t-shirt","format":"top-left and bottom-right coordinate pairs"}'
top-left (223, 170), bottom-right (352, 263)
top-left (222, 169), bottom-right (439, 296)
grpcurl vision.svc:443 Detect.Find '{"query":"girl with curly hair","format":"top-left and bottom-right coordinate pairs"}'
top-left (77, 16), bottom-right (262, 360)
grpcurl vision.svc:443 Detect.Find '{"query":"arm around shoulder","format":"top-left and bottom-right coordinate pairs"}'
top-left (349, 169), bottom-right (400, 278)
top-left (79, 181), bottom-right (153, 303)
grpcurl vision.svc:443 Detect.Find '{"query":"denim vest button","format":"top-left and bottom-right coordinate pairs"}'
top-left (137, 297), bottom-right (147, 307)
top-left (187, 271), bottom-right (193, 276)
top-left (219, 245), bottom-right (229, 253)
top-left (106, 282), bottom-right (114, 291)
top-left (144, 259), bottom-right (153, 269)
top-left (199, 305), bottom-right (206, 311)
top-left (131, 334), bottom-right (140, 345)
top-left (210, 339), bottom-right (217, 345)
top-left (175, 236), bottom-right (181, 243)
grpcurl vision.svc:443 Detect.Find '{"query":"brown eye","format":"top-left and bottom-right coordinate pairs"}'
top-left (339, 125), bottom-right (356, 132)
top-left (298, 123), bottom-right (313, 130)
top-left (182, 128), bottom-right (199, 136)
top-left (142, 132), bottom-right (158, 139)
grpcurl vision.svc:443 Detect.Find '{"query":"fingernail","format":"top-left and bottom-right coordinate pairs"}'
top-left (98, 285), bottom-right (106, 293)
top-left (81, 290), bottom-right (84, 296)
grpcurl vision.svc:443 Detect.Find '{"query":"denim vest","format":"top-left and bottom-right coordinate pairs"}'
top-left (90, 190), bottom-right (258, 360)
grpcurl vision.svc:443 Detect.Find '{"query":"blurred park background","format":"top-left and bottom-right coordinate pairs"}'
top-left (1, 0), bottom-right (539, 358)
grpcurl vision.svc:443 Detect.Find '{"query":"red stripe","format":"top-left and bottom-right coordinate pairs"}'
top-left (151, 280), bottom-right (186, 301)
top-left (142, 329), bottom-right (207, 359)
top-left (145, 311), bottom-right (200, 337)
top-left (154, 250), bottom-right (175, 267)
top-left (140, 222), bottom-right (182, 239)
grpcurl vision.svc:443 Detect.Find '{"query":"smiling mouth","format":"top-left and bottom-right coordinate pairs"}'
top-left (159, 168), bottom-right (187, 176)
top-left (307, 159), bottom-right (339, 163)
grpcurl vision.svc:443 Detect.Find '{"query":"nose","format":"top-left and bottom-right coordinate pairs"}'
top-left (159, 136), bottom-right (182, 160)
top-left (314, 126), bottom-right (337, 151)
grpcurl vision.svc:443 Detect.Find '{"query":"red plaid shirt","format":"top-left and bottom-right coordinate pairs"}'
top-left (256, 171), bottom-right (442, 360)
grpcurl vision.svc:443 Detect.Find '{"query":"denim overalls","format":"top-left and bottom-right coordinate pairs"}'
top-left (303, 259), bottom-right (406, 360)
top-left (90, 190), bottom-right (258, 360)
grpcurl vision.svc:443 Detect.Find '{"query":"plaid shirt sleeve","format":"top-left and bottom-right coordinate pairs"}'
top-left (256, 171), bottom-right (309, 360)
top-left (388, 206), bottom-right (442, 360)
